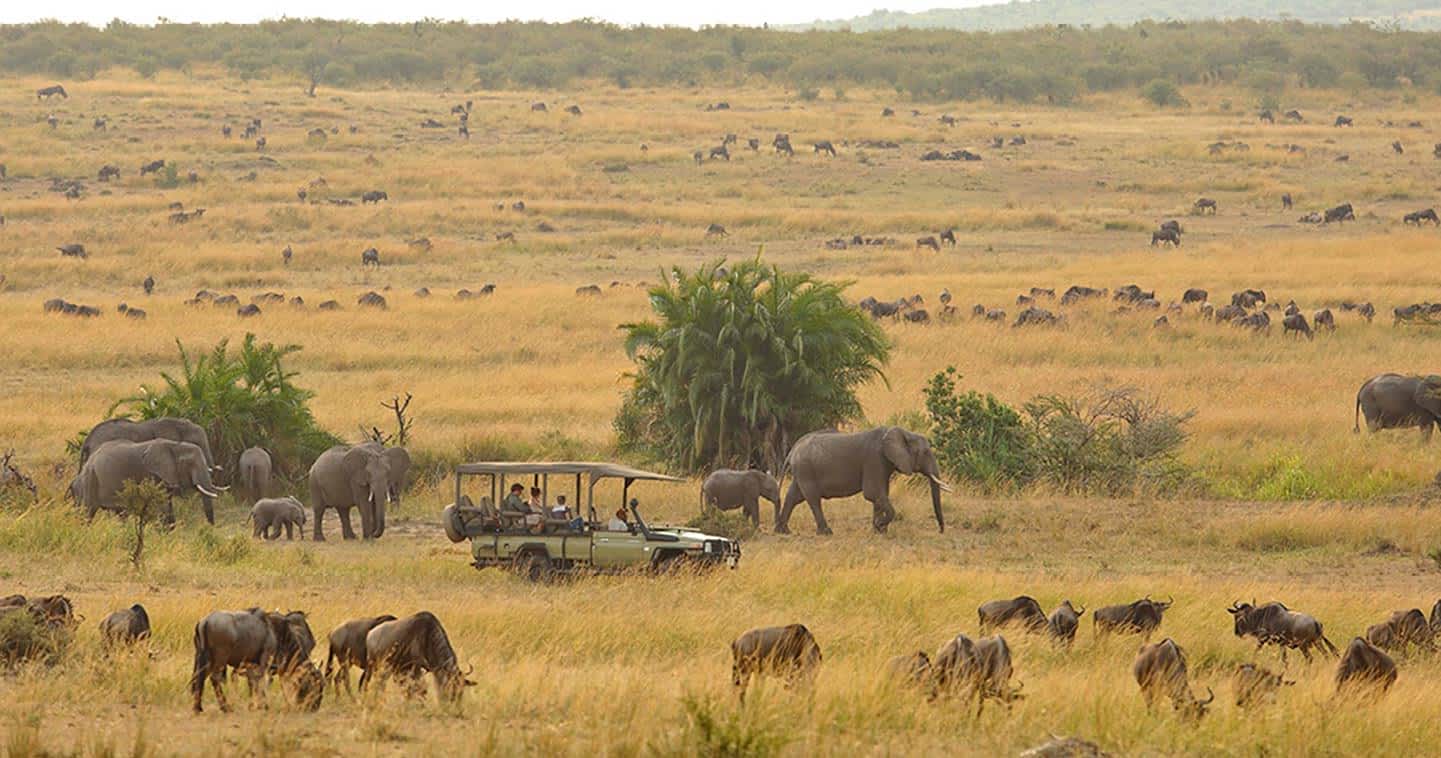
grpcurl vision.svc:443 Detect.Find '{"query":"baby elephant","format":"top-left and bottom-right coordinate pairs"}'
top-left (731, 624), bottom-right (822, 702)
top-left (99, 603), bottom-right (151, 647)
top-left (249, 497), bottom-right (307, 540)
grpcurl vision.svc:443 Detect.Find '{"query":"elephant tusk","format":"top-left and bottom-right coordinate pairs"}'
top-left (928, 474), bottom-right (953, 493)
top-left (211, 484), bottom-right (230, 491)
top-left (196, 485), bottom-right (221, 498)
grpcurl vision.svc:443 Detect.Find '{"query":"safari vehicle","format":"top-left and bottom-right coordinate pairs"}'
top-left (440, 461), bottom-right (741, 580)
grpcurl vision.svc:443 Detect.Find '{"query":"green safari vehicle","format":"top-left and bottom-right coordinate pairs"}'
top-left (440, 461), bottom-right (741, 580)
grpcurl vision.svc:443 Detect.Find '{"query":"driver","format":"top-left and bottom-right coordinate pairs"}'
top-left (608, 507), bottom-right (630, 532)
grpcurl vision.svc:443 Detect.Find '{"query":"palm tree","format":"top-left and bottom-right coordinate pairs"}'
top-left (619, 259), bottom-right (890, 473)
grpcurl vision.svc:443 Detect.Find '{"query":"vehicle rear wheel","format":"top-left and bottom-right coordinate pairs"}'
top-left (514, 551), bottom-right (553, 582)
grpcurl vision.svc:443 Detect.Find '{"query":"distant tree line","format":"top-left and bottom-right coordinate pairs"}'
top-left (3, 19), bottom-right (1441, 103)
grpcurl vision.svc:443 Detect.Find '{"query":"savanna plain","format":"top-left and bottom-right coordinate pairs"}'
top-left (6, 71), bottom-right (1441, 755)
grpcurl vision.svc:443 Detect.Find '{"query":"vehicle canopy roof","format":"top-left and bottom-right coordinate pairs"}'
top-left (455, 461), bottom-right (682, 485)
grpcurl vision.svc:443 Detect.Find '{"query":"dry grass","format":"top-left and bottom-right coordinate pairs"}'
top-left (5, 73), bottom-right (1441, 753)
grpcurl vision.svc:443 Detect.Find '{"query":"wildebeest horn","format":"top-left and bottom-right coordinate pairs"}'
top-left (196, 484), bottom-right (220, 498)
top-left (1227, 600), bottom-right (1242, 613)
top-left (926, 474), bottom-right (952, 493)
top-left (1199, 686), bottom-right (1215, 705)
top-left (463, 664), bottom-right (475, 677)
top-left (1075, 604), bottom-right (1086, 615)
top-left (1161, 594), bottom-right (1174, 607)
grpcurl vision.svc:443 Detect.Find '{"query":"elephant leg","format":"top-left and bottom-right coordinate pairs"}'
top-left (776, 482), bottom-right (805, 534)
top-left (869, 491), bottom-right (896, 534)
top-left (284, 521), bottom-right (294, 540)
top-left (743, 497), bottom-right (759, 526)
top-left (310, 482), bottom-right (327, 541)
top-left (806, 490), bottom-right (832, 536)
top-left (252, 519), bottom-right (263, 539)
top-left (266, 523), bottom-right (280, 541)
top-left (337, 507), bottom-right (358, 540)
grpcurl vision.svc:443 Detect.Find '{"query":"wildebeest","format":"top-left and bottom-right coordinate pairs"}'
top-left (978, 596), bottom-right (1049, 635)
top-left (1113, 284), bottom-right (1154, 304)
top-left (1313, 308), bottom-right (1335, 332)
top-left (1231, 289), bottom-right (1266, 309)
top-left (1029, 287), bottom-right (1055, 299)
top-left (1182, 288), bottom-right (1208, 305)
top-left (190, 608), bottom-right (306, 712)
top-left (1335, 637), bottom-right (1397, 697)
top-left (1237, 311), bottom-right (1271, 333)
top-left (940, 228), bottom-right (957, 246)
top-left (903, 309), bottom-right (930, 323)
top-left (530, 102), bottom-right (547, 112)
top-left (1061, 285), bottom-right (1107, 305)
top-left (142, 275), bottom-right (154, 295)
top-left (361, 190), bottom-right (388, 204)
top-left (1013, 306), bottom-right (1061, 327)
top-left (1393, 140), bottom-right (1405, 155)
top-left (1094, 596), bottom-right (1171, 638)
top-left (324, 614), bottom-right (397, 694)
top-left (884, 650), bottom-right (932, 689)
top-left (37, 85), bottom-right (67, 100)
top-left (97, 165), bottom-right (120, 182)
top-left (709, 145), bottom-right (730, 161)
top-left (1334, 115), bottom-right (1353, 127)
top-left (237, 304), bottom-right (261, 318)
top-left (1258, 109), bottom-right (1274, 123)
top-left (1193, 198), bottom-right (1217, 215)
top-left (1227, 600), bottom-right (1339, 662)
top-left (1159, 219), bottom-right (1182, 236)
top-left (1047, 600), bottom-right (1086, 646)
top-left (1339, 301), bottom-right (1376, 322)
top-left (139, 159), bottom-right (165, 176)
top-left (1232, 662), bottom-right (1292, 708)
top-left (773, 133), bottom-right (794, 156)
top-left (813, 141), bottom-right (837, 157)
top-left (357, 291), bottom-right (387, 309)
top-left (361, 248), bottom-right (380, 267)
top-left (1324, 203), bottom-right (1355, 224)
top-left (1282, 193), bottom-right (1293, 210)
top-left (576, 284), bottom-right (602, 296)
top-left (1284, 109), bottom-right (1303, 122)
top-left (1365, 608), bottom-right (1434, 652)
top-left (916, 236), bottom-right (940, 251)
top-left (730, 624), bottom-right (821, 703)
top-left (1151, 228), bottom-right (1181, 247)
top-left (362, 612), bottom-right (474, 702)
top-left (933, 633), bottom-right (1021, 713)
top-left (99, 604), bottom-right (151, 647)
top-left (57, 244), bottom-right (87, 259)
top-left (706, 223), bottom-right (728, 237)
top-left (318, 300), bottom-right (341, 311)
top-left (1404, 208), bottom-right (1440, 226)
top-left (1282, 313), bottom-right (1313, 340)
top-left (747, 138), bottom-right (760, 151)
top-left (255, 137), bottom-right (266, 151)
top-left (565, 104), bottom-right (582, 116)
top-left (1133, 639), bottom-right (1213, 719)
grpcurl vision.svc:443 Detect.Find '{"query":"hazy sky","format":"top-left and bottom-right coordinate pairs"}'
top-left (0, 0), bottom-right (995, 27)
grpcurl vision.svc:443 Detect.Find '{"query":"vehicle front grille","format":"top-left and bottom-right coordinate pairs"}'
top-left (705, 539), bottom-right (736, 555)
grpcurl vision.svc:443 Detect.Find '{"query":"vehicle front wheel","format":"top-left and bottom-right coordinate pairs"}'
top-left (514, 551), bottom-right (553, 583)
top-left (653, 552), bottom-right (696, 575)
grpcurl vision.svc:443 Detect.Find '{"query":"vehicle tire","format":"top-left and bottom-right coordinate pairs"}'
top-left (514, 551), bottom-right (553, 583)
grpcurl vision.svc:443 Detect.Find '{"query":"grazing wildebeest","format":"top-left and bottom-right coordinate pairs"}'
top-left (1233, 663), bottom-right (1292, 708)
top-left (1324, 203), bottom-right (1355, 224)
top-left (139, 159), bottom-right (165, 176)
top-left (1017, 294), bottom-right (1035, 307)
top-left (100, 604), bottom-right (151, 647)
top-left (142, 275), bottom-right (154, 295)
top-left (357, 291), bottom-right (387, 309)
top-left (940, 228), bottom-right (957, 246)
top-left (1282, 193), bottom-right (1293, 210)
top-left (884, 651), bottom-right (932, 689)
top-left (1060, 285), bottom-right (1107, 305)
top-left (1193, 198), bottom-right (1217, 215)
top-left (1404, 208), bottom-right (1440, 225)
top-left (1393, 141), bottom-right (1404, 155)
top-left (722, 133), bottom-right (737, 146)
top-left (1365, 609), bottom-right (1434, 652)
top-left (706, 223), bottom-right (728, 237)
top-left (709, 145), bottom-right (730, 161)
top-left (1094, 596), bottom-right (1171, 639)
top-left (1159, 219), bottom-right (1182, 236)
top-left (576, 284), bottom-right (602, 296)
top-left (1133, 639), bottom-right (1213, 719)
top-left (37, 85), bottom-right (67, 99)
top-left (916, 236), bottom-right (940, 251)
top-left (1335, 637), bottom-right (1397, 697)
top-left (1151, 228), bottom-right (1181, 247)
top-left (1284, 109), bottom-right (1303, 122)
top-left (1237, 311), bottom-right (1271, 333)
top-left (1334, 115), bottom-right (1353, 127)
top-left (977, 596), bottom-right (1049, 634)
top-left (1227, 601), bottom-right (1339, 662)
top-left (1029, 287), bottom-right (1055, 299)
top-left (318, 300), bottom-right (341, 311)
top-left (362, 612), bottom-right (474, 702)
top-left (325, 614), bottom-right (397, 694)
top-left (933, 634), bottom-right (1021, 713)
top-left (98, 165), bottom-right (120, 182)
top-left (1013, 307), bottom-right (1061, 327)
top-left (1182, 288), bottom-right (1208, 304)
top-left (730, 624), bottom-right (822, 703)
top-left (92, 117), bottom-right (107, 131)
top-left (237, 304), bottom-right (261, 318)
top-left (1258, 109), bottom-right (1274, 123)
top-left (1047, 600), bottom-right (1086, 646)
top-left (747, 138), bottom-right (760, 151)
top-left (881, 107), bottom-right (895, 117)
top-left (1313, 308), bottom-right (1335, 332)
top-left (361, 190), bottom-right (388, 204)
top-left (565, 104), bottom-right (582, 116)
top-left (903, 309), bottom-right (930, 324)
top-left (255, 137), bottom-right (267, 151)
top-left (986, 308), bottom-right (1007, 322)
top-left (773, 133), bottom-right (794, 156)
top-left (530, 102), bottom-right (547, 112)
top-left (221, 125), bottom-right (232, 138)
top-left (1339, 301), bottom-right (1375, 322)
top-left (1113, 284), bottom-right (1154, 304)
top-left (190, 608), bottom-right (306, 712)
top-left (813, 141), bottom-right (837, 157)
top-left (1392, 304), bottom-right (1427, 325)
top-left (1231, 289), bottom-right (1266, 309)
top-left (56, 243), bottom-right (88, 259)
top-left (361, 248), bottom-right (380, 267)
top-left (1282, 313), bottom-right (1313, 340)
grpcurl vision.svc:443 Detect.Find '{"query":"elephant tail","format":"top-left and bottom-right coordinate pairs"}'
top-left (1354, 392), bottom-right (1362, 434)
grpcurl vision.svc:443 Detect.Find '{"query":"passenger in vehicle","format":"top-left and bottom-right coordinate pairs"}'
top-left (528, 486), bottom-right (544, 511)
top-left (608, 507), bottom-right (630, 532)
top-left (501, 483), bottom-right (528, 515)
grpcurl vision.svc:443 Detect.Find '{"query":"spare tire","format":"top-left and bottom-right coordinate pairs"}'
top-left (441, 504), bottom-right (467, 543)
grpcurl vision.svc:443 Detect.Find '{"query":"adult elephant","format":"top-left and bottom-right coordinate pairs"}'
top-left (78, 439), bottom-right (224, 524)
top-left (358, 442), bottom-right (411, 508)
top-left (701, 469), bottom-right (781, 527)
top-left (80, 417), bottom-right (217, 472)
top-left (238, 447), bottom-right (272, 505)
top-left (776, 426), bottom-right (950, 535)
top-left (1355, 373), bottom-right (1441, 441)
top-left (308, 444), bottom-right (391, 540)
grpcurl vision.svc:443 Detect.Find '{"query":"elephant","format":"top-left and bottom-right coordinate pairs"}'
top-left (308, 444), bottom-right (391, 540)
top-left (777, 426), bottom-right (950, 535)
top-left (359, 442), bottom-right (412, 508)
top-left (238, 447), bottom-right (272, 504)
top-left (1355, 373), bottom-right (1441, 441)
top-left (249, 497), bottom-right (307, 540)
top-left (78, 439), bottom-right (223, 524)
top-left (701, 469), bottom-right (781, 526)
top-left (80, 417), bottom-right (217, 474)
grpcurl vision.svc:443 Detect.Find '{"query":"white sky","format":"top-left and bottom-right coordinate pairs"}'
top-left (0, 0), bottom-right (996, 28)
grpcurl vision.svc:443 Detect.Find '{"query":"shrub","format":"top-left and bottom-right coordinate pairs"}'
top-left (117, 479), bottom-right (168, 566)
top-left (617, 259), bottom-right (889, 474)
top-left (1141, 79), bottom-right (1188, 108)
top-left (107, 334), bottom-right (340, 480)
top-left (1024, 385), bottom-right (1192, 496)
top-left (685, 505), bottom-right (759, 542)
top-left (924, 367), bottom-right (1031, 493)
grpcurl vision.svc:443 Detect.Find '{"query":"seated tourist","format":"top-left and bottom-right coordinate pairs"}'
top-left (608, 507), bottom-right (630, 532)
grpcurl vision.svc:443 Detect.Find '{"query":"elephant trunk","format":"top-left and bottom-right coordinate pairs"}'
top-left (929, 478), bottom-right (945, 533)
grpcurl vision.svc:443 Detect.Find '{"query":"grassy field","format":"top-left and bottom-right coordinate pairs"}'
top-left (5, 70), bottom-right (1441, 754)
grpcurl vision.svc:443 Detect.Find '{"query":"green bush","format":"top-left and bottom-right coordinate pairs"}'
top-left (1141, 79), bottom-right (1188, 107)
top-left (924, 367), bottom-right (1031, 493)
top-left (685, 505), bottom-right (759, 542)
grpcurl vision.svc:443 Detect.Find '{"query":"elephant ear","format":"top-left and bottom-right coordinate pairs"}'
top-left (882, 427), bottom-right (916, 474)
top-left (341, 446), bottom-right (374, 477)
top-left (140, 443), bottom-right (181, 487)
